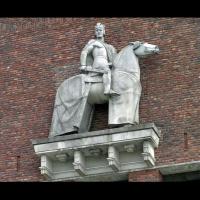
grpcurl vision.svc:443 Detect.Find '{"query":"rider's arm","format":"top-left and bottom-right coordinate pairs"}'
top-left (107, 45), bottom-right (117, 68)
top-left (80, 40), bottom-right (95, 67)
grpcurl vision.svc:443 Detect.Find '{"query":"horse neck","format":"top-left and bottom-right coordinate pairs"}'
top-left (113, 46), bottom-right (140, 75)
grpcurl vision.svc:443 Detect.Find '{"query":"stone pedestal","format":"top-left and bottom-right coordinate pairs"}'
top-left (32, 123), bottom-right (160, 181)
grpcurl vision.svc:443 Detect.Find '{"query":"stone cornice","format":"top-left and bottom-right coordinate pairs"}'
top-left (31, 123), bottom-right (160, 145)
top-left (32, 123), bottom-right (160, 181)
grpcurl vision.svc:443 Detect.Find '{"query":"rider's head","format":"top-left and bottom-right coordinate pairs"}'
top-left (95, 23), bottom-right (105, 39)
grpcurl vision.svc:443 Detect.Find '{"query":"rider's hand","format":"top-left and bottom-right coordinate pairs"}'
top-left (80, 65), bottom-right (86, 71)
top-left (86, 65), bottom-right (92, 70)
top-left (80, 65), bottom-right (93, 72)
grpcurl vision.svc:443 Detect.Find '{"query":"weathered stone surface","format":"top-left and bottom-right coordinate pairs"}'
top-left (159, 160), bottom-right (200, 175)
top-left (49, 23), bottom-right (159, 137)
top-left (32, 123), bottom-right (160, 181)
top-left (32, 123), bottom-right (160, 145)
top-left (1, 18), bottom-right (200, 182)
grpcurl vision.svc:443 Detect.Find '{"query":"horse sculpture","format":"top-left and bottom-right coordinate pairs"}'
top-left (49, 41), bottom-right (159, 137)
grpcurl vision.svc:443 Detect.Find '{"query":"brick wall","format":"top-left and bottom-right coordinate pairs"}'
top-left (0, 18), bottom-right (200, 181)
top-left (129, 169), bottom-right (163, 182)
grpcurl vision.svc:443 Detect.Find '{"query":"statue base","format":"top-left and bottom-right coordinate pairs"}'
top-left (32, 123), bottom-right (161, 181)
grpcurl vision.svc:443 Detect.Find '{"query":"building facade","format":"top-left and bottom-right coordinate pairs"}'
top-left (0, 18), bottom-right (200, 181)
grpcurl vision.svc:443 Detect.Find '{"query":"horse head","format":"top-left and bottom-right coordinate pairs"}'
top-left (129, 41), bottom-right (159, 58)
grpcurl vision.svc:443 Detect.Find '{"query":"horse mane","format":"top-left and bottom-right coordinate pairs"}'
top-left (113, 45), bottom-right (139, 74)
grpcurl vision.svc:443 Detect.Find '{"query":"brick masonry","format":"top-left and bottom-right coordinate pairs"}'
top-left (129, 169), bottom-right (163, 182)
top-left (0, 18), bottom-right (200, 181)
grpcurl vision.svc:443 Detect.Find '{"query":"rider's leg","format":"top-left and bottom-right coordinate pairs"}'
top-left (103, 71), bottom-right (111, 94)
top-left (103, 70), bottom-right (120, 95)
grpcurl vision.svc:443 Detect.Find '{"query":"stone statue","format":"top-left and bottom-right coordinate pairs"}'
top-left (49, 23), bottom-right (159, 137)
top-left (80, 23), bottom-right (118, 96)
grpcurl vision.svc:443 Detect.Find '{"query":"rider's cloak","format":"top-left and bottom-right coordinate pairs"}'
top-left (49, 41), bottom-right (117, 137)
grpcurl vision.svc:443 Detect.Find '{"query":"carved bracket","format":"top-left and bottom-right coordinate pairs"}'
top-left (39, 155), bottom-right (53, 180)
top-left (32, 123), bottom-right (160, 181)
top-left (73, 150), bottom-right (86, 176)
top-left (107, 146), bottom-right (120, 172)
top-left (142, 141), bottom-right (156, 167)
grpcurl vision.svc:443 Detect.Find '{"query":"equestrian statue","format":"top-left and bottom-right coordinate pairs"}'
top-left (49, 23), bottom-right (160, 137)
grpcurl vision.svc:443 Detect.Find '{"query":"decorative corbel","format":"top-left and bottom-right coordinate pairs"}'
top-left (107, 146), bottom-right (120, 172)
top-left (142, 141), bottom-right (156, 167)
top-left (39, 155), bottom-right (53, 180)
top-left (73, 150), bottom-right (86, 176)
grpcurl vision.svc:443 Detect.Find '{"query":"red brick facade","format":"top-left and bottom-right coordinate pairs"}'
top-left (0, 18), bottom-right (200, 181)
top-left (129, 169), bottom-right (163, 182)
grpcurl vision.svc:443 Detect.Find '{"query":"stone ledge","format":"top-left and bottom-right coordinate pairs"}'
top-left (31, 123), bottom-right (160, 181)
top-left (31, 123), bottom-right (161, 145)
top-left (159, 160), bottom-right (200, 175)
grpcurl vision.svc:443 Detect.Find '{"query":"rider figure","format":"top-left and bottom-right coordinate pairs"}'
top-left (80, 23), bottom-right (119, 95)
